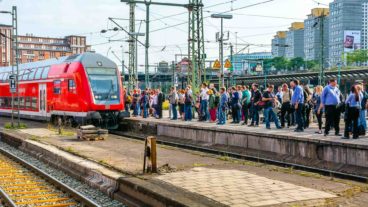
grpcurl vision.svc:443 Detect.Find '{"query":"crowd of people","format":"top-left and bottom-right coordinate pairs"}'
top-left (124, 79), bottom-right (368, 140)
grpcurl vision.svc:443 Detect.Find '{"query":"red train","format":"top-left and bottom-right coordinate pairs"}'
top-left (0, 53), bottom-right (127, 128)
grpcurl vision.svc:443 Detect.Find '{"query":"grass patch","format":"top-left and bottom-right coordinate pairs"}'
top-left (193, 163), bottom-right (208, 167)
top-left (47, 124), bottom-right (75, 136)
top-left (29, 135), bottom-right (42, 142)
top-left (65, 146), bottom-right (80, 156)
top-left (98, 160), bottom-right (109, 165)
top-left (4, 122), bottom-right (27, 129)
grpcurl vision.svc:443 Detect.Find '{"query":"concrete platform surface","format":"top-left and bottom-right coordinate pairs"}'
top-left (126, 116), bottom-right (368, 147)
top-left (1, 117), bottom-right (368, 206)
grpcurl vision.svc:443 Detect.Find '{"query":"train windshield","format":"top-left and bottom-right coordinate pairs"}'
top-left (86, 68), bottom-right (120, 104)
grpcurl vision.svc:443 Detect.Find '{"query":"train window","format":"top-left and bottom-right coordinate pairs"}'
top-left (68, 79), bottom-right (76, 93)
top-left (41, 67), bottom-right (50, 79)
top-left (25, 97), bottom-right (31, 109)
top-left (13, 97), bottom-right (18, 107)
top-left (0, 97), bottom-right (4, 107)
top-left (3, 73), bottom-right (9, 81)
top-left (53, 80), bottom-right (61, 94)
top-left (31, 97), bottom-right (37, 110)
top-left (28, 68), bottom-right (36, 80)
top-left (0, 74), bottom-right (3, 83)
top-left (34, 68), bottom-right (43, 79)
top-left (19, 97), bottom-right (25, 109)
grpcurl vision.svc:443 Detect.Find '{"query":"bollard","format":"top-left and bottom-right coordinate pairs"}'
top-left (58, 117), bottom-right (62, 135)
top-left (143, 136), bottom-right (157, 173)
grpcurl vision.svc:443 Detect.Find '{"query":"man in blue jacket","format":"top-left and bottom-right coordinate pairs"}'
top-left (290, 80), bottom-right (304, 132)
top-left (319, 79), bottom-right (341, 136)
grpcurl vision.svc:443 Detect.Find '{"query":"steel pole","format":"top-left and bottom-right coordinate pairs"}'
top-left (145, 3), bottom-right (150, 88)
top-left (220, 18), bottom-right (224, 88)
top-left (10, 9), bottom-right (14, 128)
top-left (13, 6), bottom-right (20, 127)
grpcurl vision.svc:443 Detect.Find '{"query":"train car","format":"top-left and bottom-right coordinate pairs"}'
top-left (0, 52), bottom-right (127, 128)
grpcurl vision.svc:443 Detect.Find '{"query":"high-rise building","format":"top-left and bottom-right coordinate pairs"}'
top-left (329, 0), bottom-right (363, 66)
top-left (285, 22), bottom-right (305, 59)
top-left (0, 24), bottom-right (12, 67)
top-left (362, 0), bottom-right (368, 50)
top-left (271, 31), bottom-right (287, 57)
top-left (304, 8), bottom-right (330, 66)
top-left (0, 29), bottom-right (91, 66)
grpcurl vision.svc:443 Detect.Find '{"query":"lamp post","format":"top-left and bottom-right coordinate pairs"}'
top-left (128, 32), bottom-right (145, 88)
top-left (211, 13), bottom-right (233, 88)
top-left (1, 6), bottom-right (18, 127)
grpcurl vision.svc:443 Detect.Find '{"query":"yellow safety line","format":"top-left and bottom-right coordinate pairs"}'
top-left (16, 197), bottom-right (70, 205)
top-left (8, 189), bottom-right (50, 195)
top-left (13, 193), bottom-right (59, 199)
top-left (4, 186), bottom-right (49, 191)
top-left (0, 182), bottom-right (44, 187)
top-left (35, 202), bottom-right (78, 207)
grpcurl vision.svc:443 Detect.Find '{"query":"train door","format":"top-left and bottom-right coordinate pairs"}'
top-left (39, 84), bottom-right (47, 118)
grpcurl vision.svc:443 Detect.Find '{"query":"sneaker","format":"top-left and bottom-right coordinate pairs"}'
top-left (248, 124), bottom-right (255, 127)
top-left (335, 133), bottom-right (342, 136)
top-left (341, 136), bottom-right (349, 139)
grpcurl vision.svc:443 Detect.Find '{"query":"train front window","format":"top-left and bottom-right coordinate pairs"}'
top-left (86, 68), bottom-right (119, 103)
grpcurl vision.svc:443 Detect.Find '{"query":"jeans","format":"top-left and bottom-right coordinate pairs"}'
top-left (280, 102), bottom-right (291, 127)
top-left (358, 109), bottom-right (367, 130)
top-left (232, 104), bottom-right (240, 123)
top-left (295, 103), bottom-right (304, 130)
top-left (264, 107), bottom-right (280, 129)
top-left (200, 100), bottom-right (209, 121)
top-left (184, 104), bottom-right (192, 121)
top-left (242, 103), bottom-right (249, 124)
top-left (315, 111), bottom-right (323, 130)
top-left (324, 105), bottom-right (340, 135)
top-left (345, 107), bottom-right (360, 138)
top-left (172, 104), bottom-right (178, 120)
top-left (143, 105), bottom-right (148, 118)
top-left (251, 104), bottom-right (259, 125)
top-left (218, 107), bottom-right (226, 124)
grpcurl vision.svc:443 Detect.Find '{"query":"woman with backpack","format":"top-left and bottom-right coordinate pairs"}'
top-left (178, 89), bottom-right (185, 120)
top-left (280, 83), bottom-right (293, 128)
top-left (313, 85), bottom-right (324, 134)
top-left (184, 87), bottom-right (193, 121)
top-left (208, 89), bottom-right (218, 122)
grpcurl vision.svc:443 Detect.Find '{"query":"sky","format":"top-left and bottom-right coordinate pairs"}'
top-left (0, 0), bottom-right (332, 72)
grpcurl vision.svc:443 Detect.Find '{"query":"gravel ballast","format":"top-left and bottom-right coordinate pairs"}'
top-left (0, 141), bottom-right (126, 207)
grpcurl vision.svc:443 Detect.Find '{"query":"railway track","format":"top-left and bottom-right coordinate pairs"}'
top-left (0, 148), bottom-right (100, 207)
top-left (111, 130), bottom-right (368, 183)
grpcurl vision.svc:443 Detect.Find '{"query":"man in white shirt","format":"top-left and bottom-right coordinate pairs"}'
top-left (200, 83), bottom-right (210, 121)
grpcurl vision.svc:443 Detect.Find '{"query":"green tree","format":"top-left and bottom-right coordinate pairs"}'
top-left (272, 57), bottom-right (289, 70)
top-left (288, 57), bottom-right (305, 70)
top-left (346, 49), bottom-right (368, 66)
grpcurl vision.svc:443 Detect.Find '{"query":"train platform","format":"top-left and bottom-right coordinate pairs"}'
top-left (0, 117), bottom-right (368, 206)
top-left (124, 115), bottom-right (368, 179)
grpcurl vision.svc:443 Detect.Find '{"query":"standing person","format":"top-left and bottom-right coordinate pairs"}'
top-left (132, 89), bottom-right (140, 117)
top-left (313, 85), bottom-right (324, 134)
top-left (157, 88), bottom-right (164, 119)
top-left (231, 86), bottom-right (241, 124)
top-left (290, 80), bottom-right (304, 132)
top-left (200, 83), bottom-right (210, 121)
top-left (218, 87), bottom-right (227, 125)
top-left (276, 86), bottom-right (283, 104)
top-left (169, 87), bottom-right (178, 120)
top-left (236, 85), bottom-right (243, 122)
top-left (184, 87), bottom-right (193, 121)
top-left (140, 91), bottom-right (149, 118)
top-left (262, 84), bottom-right (282, 129)
top-left (208, 89), bottom-right (217, 122)
top-left (249, 84), bottom-right (262, 127)
top-left (280, 83), bottom-right (293, 128)
top-left (342, 85), bottom-right (362, 139)
top-left (358, 83), bottom-right (368, 135)
top-left (152, 90), bottom-right (158, 118)
top-left (241, 86), bottom-right (251, 125)
top-left (319, 79), bottom-right (342, 136)
top-left (303, 85), bottom-right (313, 129)
top-left (178, 89), bottom-right (185, 120)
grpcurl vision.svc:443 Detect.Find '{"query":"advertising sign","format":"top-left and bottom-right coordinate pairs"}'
top-left (344, 30), bottom-right (361, 53)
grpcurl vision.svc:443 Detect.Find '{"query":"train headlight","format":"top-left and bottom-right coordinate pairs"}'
top-left (111, 95), bottom-right (118, 99)
top-left (95, 95), bottom-right (102, 99)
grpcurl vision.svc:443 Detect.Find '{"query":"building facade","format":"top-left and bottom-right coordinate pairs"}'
top-left (329, 0), bottom-right (363, 66)
top-left (0, 24), bottom-right (12, 67)
top-left (231, 52), bottom-right (273, 75)
top-left (304, 8), bottom-right (330, 66)
top-left (0, 29), bottom-right (90, 66)
top-left (362, 0), bottom-right (368, 50)
top-left (271, 31), bottom-right (287, 57)
top-left (285, 22), bottom-right (305, 59)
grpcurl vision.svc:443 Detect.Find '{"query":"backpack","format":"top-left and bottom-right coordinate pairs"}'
top-left (185, 93), bottom-right (192, 104)
top-left (214, 95), bottom-right (220, 107)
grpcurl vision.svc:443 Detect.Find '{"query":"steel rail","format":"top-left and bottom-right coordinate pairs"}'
top-left (0, 187), bottom-right (17, 207)
top-left (0, 148), bottom-right (100, 207)
top-left (111, 130), bottom-right (368, 183)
